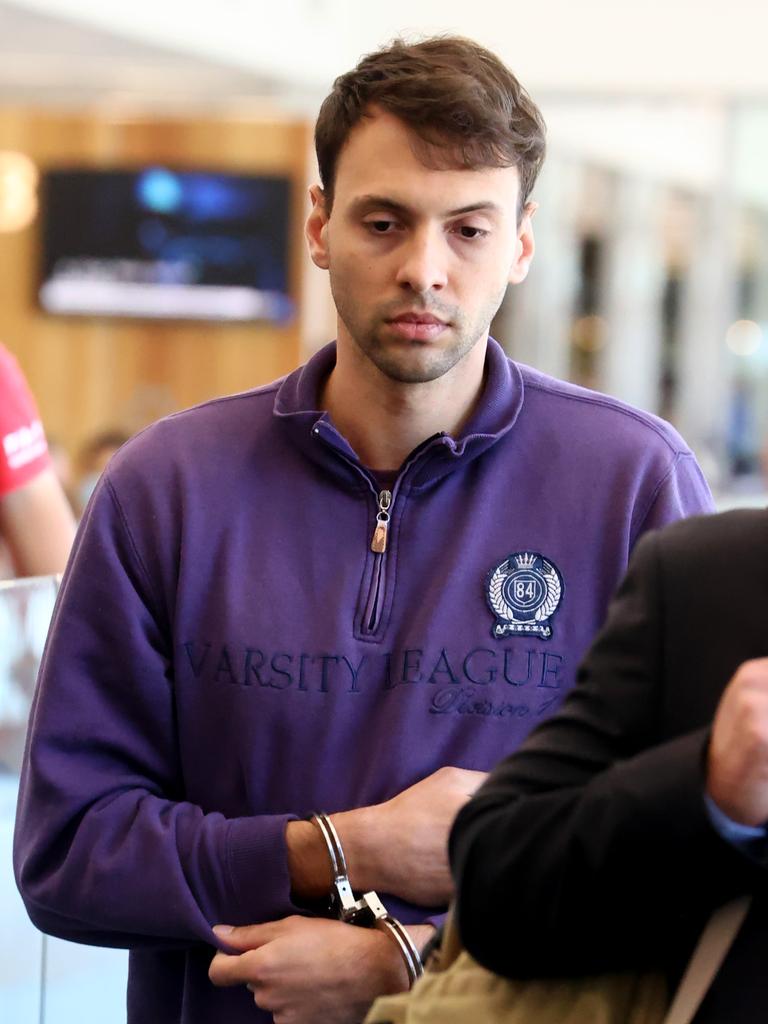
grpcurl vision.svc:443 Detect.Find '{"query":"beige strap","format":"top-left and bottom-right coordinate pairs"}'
top-left (663, 896), bottom-right (751, 1024)
top-left (438, 906), bottom-right (463, 972)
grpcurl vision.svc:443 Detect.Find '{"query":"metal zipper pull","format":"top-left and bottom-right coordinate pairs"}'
top-left (371, 489), bottom-right (392, 553)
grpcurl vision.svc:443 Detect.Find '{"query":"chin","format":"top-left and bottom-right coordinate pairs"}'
top-left (371, 350), bottom-right (464, 385)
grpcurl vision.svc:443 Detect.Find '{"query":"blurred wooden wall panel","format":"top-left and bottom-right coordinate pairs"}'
top-left (0, 109), bottom-right (309, 455)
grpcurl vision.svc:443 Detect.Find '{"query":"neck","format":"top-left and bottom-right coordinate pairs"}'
top-left (320, 335), bottom-right (488, 471)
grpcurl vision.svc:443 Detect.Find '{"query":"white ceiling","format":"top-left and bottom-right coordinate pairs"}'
top-left (5, 0), bottom-right (768, 109)
top-left (0, 0), bottom-right (283, 109)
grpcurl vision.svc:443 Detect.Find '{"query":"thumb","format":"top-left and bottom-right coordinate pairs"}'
top-left (211, 921), bottom-right (280, 951)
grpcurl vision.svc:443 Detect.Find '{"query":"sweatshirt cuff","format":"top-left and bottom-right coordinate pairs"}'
top-left (224, 813), bottom-right (300, 924)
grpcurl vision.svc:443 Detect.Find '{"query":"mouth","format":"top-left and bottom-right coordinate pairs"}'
top-left (388, 312), bottom-right (447, 326)
top-left (385, 312), bottom-right (449, 341)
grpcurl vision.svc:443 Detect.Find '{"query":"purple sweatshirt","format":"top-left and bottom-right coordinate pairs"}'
top-left (14, 339), bottom-right (713, 1022)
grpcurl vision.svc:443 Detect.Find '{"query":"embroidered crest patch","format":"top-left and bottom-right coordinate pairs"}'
top-left (486, 552), bottom-right (564, 640)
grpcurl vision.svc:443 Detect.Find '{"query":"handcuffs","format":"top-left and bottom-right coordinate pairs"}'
top-left (310, 812), bottom-right (424, 987)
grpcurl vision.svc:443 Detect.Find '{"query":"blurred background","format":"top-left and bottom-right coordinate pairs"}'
top-left (2, 1), bottom-right (768, 1019)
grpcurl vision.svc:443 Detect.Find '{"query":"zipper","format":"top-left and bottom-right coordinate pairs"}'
top-left (370, 489), bottom-right (392, 554)
top-left (311, 424), bottom-right (449, 640)
top-left (363, 489), bottom-right (392, 634)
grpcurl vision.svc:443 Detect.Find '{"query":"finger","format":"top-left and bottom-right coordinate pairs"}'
top-left (208, 949), bottom-right (263, 988)
top-left (251, 986), bottom-right (279, 1016)
top-left (212, 921), bottom-right (285, 952)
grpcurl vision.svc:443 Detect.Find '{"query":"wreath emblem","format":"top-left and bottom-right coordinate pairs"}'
top-left (486, 552), bottom-right (564, 640)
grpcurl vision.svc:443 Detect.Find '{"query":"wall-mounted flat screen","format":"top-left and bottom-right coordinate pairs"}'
top-left (38, 168), bottom-right (293, 323)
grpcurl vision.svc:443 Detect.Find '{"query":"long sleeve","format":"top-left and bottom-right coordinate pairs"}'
top-left (13, 472), bottom-right (298, 950)
top-left (449, 528), bottom-right (764, 980)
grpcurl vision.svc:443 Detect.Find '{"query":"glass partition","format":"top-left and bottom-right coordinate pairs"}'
top-left (0, 576), bottom-right (127, 1023)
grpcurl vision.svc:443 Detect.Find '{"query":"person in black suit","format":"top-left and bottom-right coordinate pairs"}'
top-left (449, 508), bottom-right (768, 1022)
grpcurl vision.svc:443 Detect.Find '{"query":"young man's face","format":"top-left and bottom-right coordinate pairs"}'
top-left (306, 107), bottom-right (535, 386)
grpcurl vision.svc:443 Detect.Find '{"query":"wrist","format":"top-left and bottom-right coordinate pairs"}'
top-left (405, 923), bottom-right (437, 956)
top-left (704, 788), bottom-right (768, 833)
top-left (285, 819), bottom-right (332, 901)
top-left (333, 803), bottom-right (387, 893)
top-left (367, 926), bottom-right (411, 994)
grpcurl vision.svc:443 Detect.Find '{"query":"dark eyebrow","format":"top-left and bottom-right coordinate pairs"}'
top-left (445, 201), bottom-right (503, 217)
top-left (348, 195), bottom-right (502, 218)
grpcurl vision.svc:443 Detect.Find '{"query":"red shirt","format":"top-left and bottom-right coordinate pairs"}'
top-left (0, 344), bottom-right (51, 498)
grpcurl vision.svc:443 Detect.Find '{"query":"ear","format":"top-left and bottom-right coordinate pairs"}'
top-left (507, 200), bottom-right (537, 285)
top-left (305, 185), bottom-right (330, 270)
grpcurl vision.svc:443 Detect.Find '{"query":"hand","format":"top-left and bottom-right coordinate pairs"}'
top-left (707, 658), bottom-right (768, 826)
top-left (209, 916), bottom-right (420, 1024)
top-left (343, 766), bottom-right (487, 905)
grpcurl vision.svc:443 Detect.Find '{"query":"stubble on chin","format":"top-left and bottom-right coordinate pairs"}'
top-left (329, 272), bottom-right (507, 385)
top-left (360, 335), bottom-right (473, 384)
top-left (332, 301), bottom-right (471, 385)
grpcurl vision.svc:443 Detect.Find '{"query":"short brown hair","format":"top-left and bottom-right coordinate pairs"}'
top-left (315, 36), bottom-right (546, 213)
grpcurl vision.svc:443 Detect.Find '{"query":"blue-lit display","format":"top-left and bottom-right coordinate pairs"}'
top-left (136, 168), bottom-right (184, 215)
top-left (39, 167), bottom-right (294, 323)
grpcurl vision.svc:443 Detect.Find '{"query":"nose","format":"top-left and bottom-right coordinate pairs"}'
top-left (395, 227), bottom-right (448, 294)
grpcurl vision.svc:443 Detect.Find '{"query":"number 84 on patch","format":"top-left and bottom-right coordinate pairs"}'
top-left (486, 551), bottom-right (564, 640)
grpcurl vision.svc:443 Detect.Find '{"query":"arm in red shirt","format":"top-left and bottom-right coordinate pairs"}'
top-left (0, 345), bottom-right (75, 575)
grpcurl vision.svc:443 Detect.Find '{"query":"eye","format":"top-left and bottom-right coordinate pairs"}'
top-left (453, 224), bottom-right (489, 240)
top-left (365, 219), bottom-right (397, 234)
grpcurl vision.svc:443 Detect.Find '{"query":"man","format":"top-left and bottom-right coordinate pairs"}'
top-left (450, 508), bottom-right (768, 1022)
top-left (15, 37), bottom-right (713, 1024)
top-left (0, 342), bottom-right (75, 576)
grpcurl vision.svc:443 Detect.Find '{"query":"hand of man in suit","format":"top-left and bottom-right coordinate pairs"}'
top-left (707, 657), bottom-right (768, 827)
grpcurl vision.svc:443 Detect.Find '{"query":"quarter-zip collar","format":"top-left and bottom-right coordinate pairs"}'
top-left (273, 337), bottom-right (525, 490)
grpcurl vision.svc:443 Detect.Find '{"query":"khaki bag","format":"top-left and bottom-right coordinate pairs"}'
top-left (365, 950), bottom-right (667, 1024)
top-left (365, 897), bottom-right (750, 1024)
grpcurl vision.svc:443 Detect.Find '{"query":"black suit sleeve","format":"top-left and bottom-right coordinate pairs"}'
top-left (450, 528), bottom-right (764, 979)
